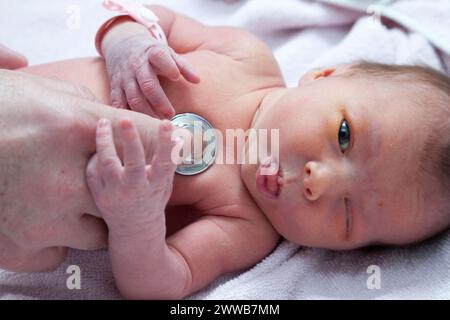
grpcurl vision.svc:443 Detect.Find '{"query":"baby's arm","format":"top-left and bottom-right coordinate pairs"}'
top-left (86, 118), bottom-right (280, 299)
top-left (86, 118), bottom-right (187, 299)
top-left (98, 7), bottom-right (201, 119)
top-left (165, 210), bottom-right (281, 298)
top-left (99, 5), bottom-right (279, 118)
top-left (148, 5), bottom-right (279, 70)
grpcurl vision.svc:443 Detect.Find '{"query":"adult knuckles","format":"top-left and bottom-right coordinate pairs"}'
top-left (72, 85), bottom-right (96, 101)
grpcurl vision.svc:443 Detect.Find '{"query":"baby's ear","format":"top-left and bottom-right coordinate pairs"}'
top-left (298, 67), bottom-right (337, 87)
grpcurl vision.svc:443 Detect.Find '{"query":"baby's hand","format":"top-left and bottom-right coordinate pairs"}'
top-left (104, 31), bottom-right (200, 119)
top-left (86, 118), bottom-right (180, 237)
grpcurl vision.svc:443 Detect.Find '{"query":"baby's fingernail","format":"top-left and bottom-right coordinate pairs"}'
top-left (261, 157), bottom-right (271, 167)
top-left (171, 73), bottom-right (181, 81)
top-left (119, 119), bottom-right (133, 130)
top-left (175, 136), bottom-right (184, 143)
top-left (164, 110), bottom-right (175, 119)
top-left (192, 76), bottom-right (201, 84)
top-left (161, 120), bottom-right (173, 131)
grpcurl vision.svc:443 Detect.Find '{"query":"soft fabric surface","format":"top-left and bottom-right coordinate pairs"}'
top-left (0, 0), bottom-right (449, 300)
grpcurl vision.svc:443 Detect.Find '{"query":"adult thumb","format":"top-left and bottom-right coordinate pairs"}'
top-left (0, 44), bottom-right (28, 70)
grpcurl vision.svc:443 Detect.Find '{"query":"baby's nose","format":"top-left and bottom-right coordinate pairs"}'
top-left (302, 161), bottom-right (341, 201)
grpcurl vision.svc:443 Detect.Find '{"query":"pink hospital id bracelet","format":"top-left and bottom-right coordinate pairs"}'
top-left (95, 0), bottom-right (168, 56)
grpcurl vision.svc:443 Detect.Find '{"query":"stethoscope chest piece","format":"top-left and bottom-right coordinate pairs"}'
top-left (170, 113), bottom-right (217, 176)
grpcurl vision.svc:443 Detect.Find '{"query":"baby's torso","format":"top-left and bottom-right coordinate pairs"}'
top-left (161, 50), bottom-right (276, 233)
top-left (22, 46), bottom-right (283, 237)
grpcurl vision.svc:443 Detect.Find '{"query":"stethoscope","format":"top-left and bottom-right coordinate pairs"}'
top-left (171, 113), bottom-right (217, 176)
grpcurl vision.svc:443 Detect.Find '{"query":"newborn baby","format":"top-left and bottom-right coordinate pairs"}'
top-left (21, 5), bottom-right (450, 299)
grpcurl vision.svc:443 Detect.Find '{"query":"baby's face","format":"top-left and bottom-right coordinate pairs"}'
top-left (241, 67), bottom-right (445, 250)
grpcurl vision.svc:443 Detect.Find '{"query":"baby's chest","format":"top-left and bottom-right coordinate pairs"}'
top-left (162, 51), bottom-right (266, 227)
top-left (161, 51), bottom-right (261, 127)
top-left (165, 164), bottom-right (259, 236)
top-left (168, 158), bottom-right (247, 207)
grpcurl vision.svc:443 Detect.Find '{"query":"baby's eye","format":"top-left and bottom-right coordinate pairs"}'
top-left (338, 119), bottom-right (351, 153)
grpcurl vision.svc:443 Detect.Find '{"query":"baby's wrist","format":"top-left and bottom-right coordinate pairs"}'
top-left (101, 19), bottom-right (152, 56)
top-left (106, 212), bottom-right (166, 242)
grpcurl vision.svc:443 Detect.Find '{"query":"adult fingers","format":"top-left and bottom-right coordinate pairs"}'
top-left (39, 75), bottom-right (98, 102)
top-left (1, 247), bottom-right (68, 273)
top-left (9, 69), bottom-right (97, 101)
top-left (0, 44), bottom-right (28, 70)
top-left (62, 215), bottom-right (108, 250)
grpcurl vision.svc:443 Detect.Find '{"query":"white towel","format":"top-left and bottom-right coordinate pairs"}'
top-left (1, 0), bottom-right (449, 300)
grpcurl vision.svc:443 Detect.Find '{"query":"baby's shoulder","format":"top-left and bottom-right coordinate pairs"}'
top-left (199, 26), bottom-right (282, 76)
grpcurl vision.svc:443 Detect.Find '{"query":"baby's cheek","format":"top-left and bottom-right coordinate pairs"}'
top-left (279, 205), bottom-right (345, 248)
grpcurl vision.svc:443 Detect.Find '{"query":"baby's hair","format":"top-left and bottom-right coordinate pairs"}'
top-left (346, 61), bottom-right (450, 235)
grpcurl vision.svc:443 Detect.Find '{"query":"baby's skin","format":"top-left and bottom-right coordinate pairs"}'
top-left (13, 5), bottom-right (445, 298)
top-left (18, 6), bottom-right (282, 299)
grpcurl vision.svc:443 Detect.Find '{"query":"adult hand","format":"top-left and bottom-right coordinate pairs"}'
top-left (0, 69), bottom-right (179, 273)
top-left (0, 44), bottom-right (28, 70)
top-left (0, 69), bottom-right (108, 272)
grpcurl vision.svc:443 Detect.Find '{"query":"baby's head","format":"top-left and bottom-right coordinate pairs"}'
top-left (242, 62), bottom-right (450, 250)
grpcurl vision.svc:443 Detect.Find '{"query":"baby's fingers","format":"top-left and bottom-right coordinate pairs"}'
top-left (86, 154), bottom-right (103, 197)
top-left (95, 119), bottom-right (122, 185)
top-left (135, 63), bottom-right (174, 119)
top-left (148, 121), bottom-right (178, 182)
top-left (171, 49), bottom-right (201, 84)
top-left (124, 79), bottom-right (155, 116)
top-left (110, 75), bottom-right (127, 109)
top-left (147, 45), bottom-right (180, 81)
top-left (119, 119), bottom-right (146, 183)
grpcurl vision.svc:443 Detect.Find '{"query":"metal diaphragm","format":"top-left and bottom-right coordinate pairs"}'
top-left (170, 113), bottom-right (217, 176)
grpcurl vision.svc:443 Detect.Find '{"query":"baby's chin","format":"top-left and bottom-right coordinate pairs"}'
top-left (239, 157), bottom-right (258, 190)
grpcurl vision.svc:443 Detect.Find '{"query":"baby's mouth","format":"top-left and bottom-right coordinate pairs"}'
top-left (256, 157), bottom-right (283, 199)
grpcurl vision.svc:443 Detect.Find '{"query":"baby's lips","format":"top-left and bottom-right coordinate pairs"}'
top-left (256, 157), bottom-right (283, 199)
top-left (261, 157), bottom-right (271, 167)
top-left (260, 157), bottom-right (279, 176)
top-left (265, 173), bottom-right (280, 196)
